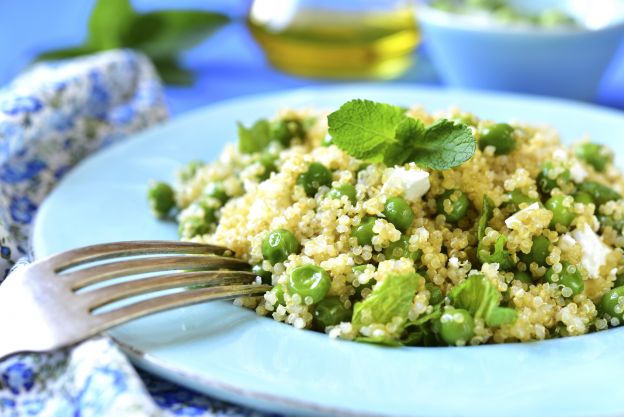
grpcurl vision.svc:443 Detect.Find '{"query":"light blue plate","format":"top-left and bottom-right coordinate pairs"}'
top-left (33, 85), bottom-right (624, 417)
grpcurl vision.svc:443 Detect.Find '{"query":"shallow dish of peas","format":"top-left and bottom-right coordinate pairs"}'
top-left (34, 85), bottom-right (624, 417)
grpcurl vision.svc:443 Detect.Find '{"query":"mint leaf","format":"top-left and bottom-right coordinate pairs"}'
top-left (410, 119), bottom-right (476, 170)
top-left (477, 195), bottom-right (494, 242)
top-left (450, 274), bottom-right (517, 326)
top-left (478, 234), bottom-right (514, 270)
top-left (352, 273), bottom-right (420, 335)
top-left (238, 119), bottom-right (272, 154)
top-left (88, 0), bottom-right (135, 49)
top-left (327, 100), bottom-right (476, 170)
top-left (384, 117), bottom-right (426, 166)
top-left (327, 99), bottom-right (405, 161)
top-left (355, 335), bottom-right (403, 347)
top-left (486, 307), bottom-right (518, 327)
top-left (123, 11), bottom-right (230, 59)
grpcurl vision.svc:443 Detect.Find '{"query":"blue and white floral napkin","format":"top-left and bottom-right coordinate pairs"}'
top-left (0, 50), bottom-right (273, 417)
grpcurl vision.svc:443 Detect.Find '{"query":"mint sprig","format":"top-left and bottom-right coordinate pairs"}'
top-left (35, 0), bottom-right (229, 85)
top-left (327, 99), bottom-right (476, 170)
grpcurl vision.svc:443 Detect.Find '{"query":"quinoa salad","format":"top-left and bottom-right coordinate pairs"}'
top-left (147, 99), bottom-right (624, 347)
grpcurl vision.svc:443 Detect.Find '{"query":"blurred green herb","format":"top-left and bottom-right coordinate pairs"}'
top-left (35, 0), bottom-right (229, 85)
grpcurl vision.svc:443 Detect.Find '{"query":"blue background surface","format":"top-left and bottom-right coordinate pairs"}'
top-left (2, 0), bottom-right (624, 115)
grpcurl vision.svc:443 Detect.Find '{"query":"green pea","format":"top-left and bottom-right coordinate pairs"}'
top-left (352, 265), bottom-right (374, 300)
top-left (177, 201), bottom-right (218, 238)
top-left (297, 162), bottom-right (332, 197)
top-left (351, 217), bottom-right (377, 246)
top-left (271, 118), bottom-right (305, 147)
top-left (383, 236), bottom-right (422, 262)
top-left (252, 264), bottom-right (272, 285)
top-left (313, 297), bottom-right (352, 331)
top-left (426, 282), bottom-right (444, 305)
top-left (327, 184), bottom-right (357, 205)
top-left (513, 270), bottom-right (533, 284)
top-left (270, 285), bottom-right (286, 305)
top-left (203, 182), bottom-right (229, 205)
top-left (439, 308), bottom-right (475, 346)
top-left (537, 162), bottom-right (571, 194)
top-left (384, 196), bottom-right (415, 232)
top-left (262, 229), bottom-right (300, 264)
top-left (509, 189), bottom-right (538, 208)
top-left (599, 286), bottom-right (624, 322)
top-left (575, 143), bottom-right (612, 172)
top-left (545, 195), bottom-right (575, 228)
top-left (436, 190), bottom-right (470, 222)
top-left (288, 264), bottom-right (331, 303)
top-left (148, 181), bottom-right (175, 218)
top-left (519, 235), bottom-right (551, 266)
top-left (178, 160), bottom-right (204, 183)
top-left (545, 261), bottom-right (584, 297)
top-left (598, 215), bottom-right (624, 232)
top-left (578, 181), bottom-right (621, 205)
top-left (615, 274), bottom-right (624, 288)
top-left (574, 191), bottom-right (594, 205)
top-left (179, 217), bottom-right (211, 239)
top-left (258, 153), bottom-right (277, 181)
top-left (478, 123), bottom-right (516, 155)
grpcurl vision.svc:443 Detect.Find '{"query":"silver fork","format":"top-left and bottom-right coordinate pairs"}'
top-left (0, 240), bottom-right (270, 360)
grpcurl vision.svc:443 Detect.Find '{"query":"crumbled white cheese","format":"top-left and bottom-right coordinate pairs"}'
top-left (504, 202), bottom-right (541, 229)
top-left (570, 162), bottom-right (588, 183)
top-left (571, 223), bottom-right (612, 278)
top-left (559, 233), bottom-right (577, 250)
top-left (381, 167), bottom-right (430, 202)
top-left (553, 149), bottom-right (568, 161)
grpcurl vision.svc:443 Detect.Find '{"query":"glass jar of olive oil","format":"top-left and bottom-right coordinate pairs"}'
top-left (248, 0), bottom-right (419, 79)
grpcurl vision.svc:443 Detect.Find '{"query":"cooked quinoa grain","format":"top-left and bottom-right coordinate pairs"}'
top-left (150, 101), bottom-right (624, 347)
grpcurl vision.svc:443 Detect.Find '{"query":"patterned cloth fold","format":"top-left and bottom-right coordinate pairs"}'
top-left (0, 51), bottom-right (269, 417)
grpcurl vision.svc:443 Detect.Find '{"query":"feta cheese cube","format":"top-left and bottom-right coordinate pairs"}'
top-left (505, 202), bottom-right (541, 229)
top-left (571, 223), bottom-right (612, 278)
top-left (570, 162), bottom-right (588, 183)
top-left (381, 167), bottom-right (430, 202)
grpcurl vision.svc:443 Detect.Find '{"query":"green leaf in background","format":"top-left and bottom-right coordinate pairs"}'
top-left (153, 57), bottom-right (195, 85)
top-left (123, 11), bottom-right (230, 59)
top-left (33, 0), bottom-right (229, 85)
top-left (35, 46), bottom-right (97, 61)
top-left (88, 0), bottom-right (136, 49)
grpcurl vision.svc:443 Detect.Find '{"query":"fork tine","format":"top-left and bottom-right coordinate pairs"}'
top-left (63, 255), bottom-right (250, 290)
top-left (92, 284), bottom-right (271, 331)
top-left (49, 241), bottom-right (231, 272)
top-left (82, 270), bottom-right (259, 310)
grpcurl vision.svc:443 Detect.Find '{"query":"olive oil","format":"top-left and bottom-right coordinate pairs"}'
top-left (248, 6), bottom-right (420, 79)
